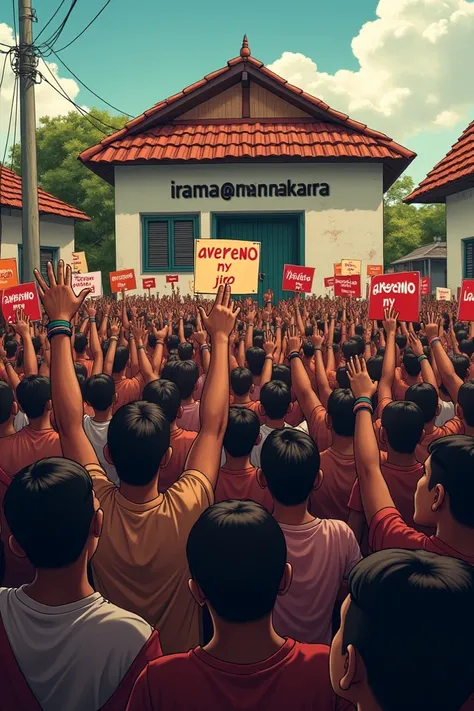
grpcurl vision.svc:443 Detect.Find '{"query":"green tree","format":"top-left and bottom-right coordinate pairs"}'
top-left (10, 109), bottom-right (127, 284)
top-left (383, 175), bottom-right (446, 266)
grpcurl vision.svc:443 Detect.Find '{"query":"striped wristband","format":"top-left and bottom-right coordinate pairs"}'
top-left (47, 320), bottom-right (72, 341)
top-left (289, 351), bottom-right (301, 361)
top-left (418, 354), bottom-right (428, 363)
top-left (353, 403), bottom-right (374, 415)
top-left (354, 396), bottom-right (373, 407)
top-left (429, 337), bottom-right (441, 347)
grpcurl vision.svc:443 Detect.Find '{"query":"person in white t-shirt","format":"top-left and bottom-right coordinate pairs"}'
top-left (0, 456), bottom-right (161, 711)
top-left (83, 374), bottom-right (119, 485)
top-left (257, 428), bottom-right (362, 645)
top-left (251, 381), bottom-right (293, 468)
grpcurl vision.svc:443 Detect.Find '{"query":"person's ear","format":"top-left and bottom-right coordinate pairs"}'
top-left (104, 444), bottom-right (113, 465)
top-left (380, 426), bottom-right (387, 447)
top-left (9, 535), bottom-right (27, 559)
top-left (312, 469), bottom-right (324, 492)
top-left (278, 562), bottom-right (292, 597)
top-left (46, 399), bottom-right (53, 412)
top-left (250, 383), bottom-right (255, 394)
top-left (160, 446), bottom-right (172, 470)
top-left (258, 403), bottom-right (266, 417)
top-left (188, 578), bottom-right (206, 607)
top-left (419, 428), bottom-right (425, 444)
top-left (256, 468), bottom-right (267, 489)
top-left (286, 402), bottom-right (293, 414)
top-left (431, 483), bottom-right (445, 512)
top-left (11, 401), bottom-right (18, 417)
top-left (92, 508), bottom-right (103, 539)
top-left (325, 413), bottom-right (332, 430)
top-left (456, 403), bottom-right (463, 420)
top-left (255, 433), bottom-right (262, 446)
top-left (436, 401), bottom-right (441, 417)
top-left (113, 393), bottom-right (118, 405)
top-left (338, 644), bottom-right (359, 692)
top-left (177, 405), bottom-right (183, 419)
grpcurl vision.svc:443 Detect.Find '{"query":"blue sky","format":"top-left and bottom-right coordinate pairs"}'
top-left (2, 0), bottom-right (473, 188)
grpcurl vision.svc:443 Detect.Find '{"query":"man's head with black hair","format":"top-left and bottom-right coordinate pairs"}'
top-left (166, 334), bottom-right (180, 352)
top-left (16, 375), bottom-right (52, 420)
top-left (183, 323), bottom-right (194, 340)
top-left (142, 379), bottom-right (181, 424)
top-left (4, 339), bottom-right (17, 359)
top-left (336, 366), bottom-right (350, 389)
top-left (178, 342), bottom-right (194, 361)
top-left (246, 347), bottom-right (266, 376)
top-left (260, 381), bottom-right (291, 421)
top-left (405, 382), bottom-right (439, 424)
top-left (165, 359), bottom-right (199, 400)
top-left (402, 348), bottom-right (421, 377)
top-left (381, 401), bottom-right (424, 454)
top-left (395, 334), bottom-right (407, 350)
top-left (456, 329), bottom-right (469, 344)
top-left (302, 340), bottom-right (315, 358)
top-left (451, 354), bottom-right (470, 382)
top-left (330, 548), bottom-right (474, 711)
top-left (230, 367), bottom-right (253, 397)
top-left (271, 364), bottom-right (291, 389)
top-left (327, 389), bottom-right (356, 437)
top-left (112, 345), bottom-right (130, 374)
top-left (457, 380), bottom-right (474, 427)
top-left (459, 338), bottom-right (474, 357)
top-left (74, 333), bottom-right (88, 355)
top-left (0, 381), bottom-right (16, 425)
top-left (223, 406), bottom-right (260, 459)
top-left (84, 374), bottom-right (116, 413)
top-left (342, 339), bottom-right (361, 361)
top-left (366, 355), bottom-right (383, 383)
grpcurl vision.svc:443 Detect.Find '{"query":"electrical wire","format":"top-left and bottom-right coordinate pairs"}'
top-left (0, 58), bottom-right (18, 249)
top-left (36, 0), bottom-right (78, 55)
top-left (40, 47), bottom-right (132, 117)
top-left (55, 0), bottom-right (111, 53)
top-left (34, 0), bottom-right (68, 43)
top-left (10, 68), bottom-right (19, 171)
top-left (11, 0), bottom-right (18, 44)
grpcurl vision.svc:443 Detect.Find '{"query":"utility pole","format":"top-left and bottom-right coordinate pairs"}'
top-left (18, 0), bottom-right (40, 282)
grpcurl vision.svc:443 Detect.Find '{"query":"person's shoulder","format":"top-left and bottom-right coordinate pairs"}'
top-left (166, 470), bottom-right (214, 508)
top-left (86, 597), bottom-right (154, 643)
top-left (319, 516), bottom-right (357, 540)
top-left (289, 641), bottom-right (331, 669)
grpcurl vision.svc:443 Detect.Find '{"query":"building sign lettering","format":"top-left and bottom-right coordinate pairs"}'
top-left (171, 180), bottom-right (330, 201)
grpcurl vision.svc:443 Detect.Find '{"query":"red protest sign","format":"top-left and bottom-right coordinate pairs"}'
top-left (420, 277), bottom-right (431, 296)
top-left (142, 277), bottom-right (156, 290)
top-left (369, 272), bottom-right (420, 321)
top-left (1, 282), bottom-right (41, 324)
top-left (324, 276), bottom-right (334, 288)
top-left (109, 269), bottom-right (137, 293)
top-left (334, 275), bottom-right (361, 298)
top-left (458, 281), bottom-right (474, 321)
top-left (166, 274), bottom-right (179, 284)
top-left (367, 264), bottom-right (383, 277)
top-left (282, 264), bottom-right (315, 293)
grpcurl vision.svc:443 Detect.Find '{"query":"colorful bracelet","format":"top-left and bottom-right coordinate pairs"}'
top-left (265, 355), bottom-right (273, 361)
top-left (137, 345), bottom-right (145, 351)
top-left (418, 354), bottom-right (428, 363)
top-left (429, 337), bottom-right (441, 347)
top-left (129, 334), bottom-right (135, 340)
top-left (47, 326), bottom-right (72, 341)
top-left (314, 347), bottom-right (322, 352)
top-left (89, 317), bottom-right (96, 323)
top-left (289, 351), bottom-right (301, 361)
top-left (353, 403), bottom-right (374, 415)
top-left (201, 344), bottom-right (210, 352)
top-left (354, 396), bottom-right (373, 406)
top-left (109, 335), bottom-right (119, 342)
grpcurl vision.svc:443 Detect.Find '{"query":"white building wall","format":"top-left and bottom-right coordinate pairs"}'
top-left (446, 189), bottom-right (474, 290)
top-left (0, 210), bottom-right (75, 266)
top-left (115, 162), bottom-right (383, 296)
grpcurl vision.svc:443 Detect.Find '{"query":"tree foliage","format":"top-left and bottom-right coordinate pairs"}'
top-left (383, 175), bottom-right (446, 266)
top-left (10, 109), bottom-right (127, 282)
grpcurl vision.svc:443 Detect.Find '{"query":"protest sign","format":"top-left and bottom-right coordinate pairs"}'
top-left (369, 272), bottom-right (420, 321)
top-left (72, 252), bottom-right (88, 273)
top-left (324, 276), bottom-right (334, 288)
top-left (282, 264), bottom-right (315, 293)
top-left (334, 263), bottom-right (342, 276)
top-left (1, 282), bottom-right (41, 323)
top-left (142, 277), bottom-right (156, 290)
top-left (194, 239), bottom-right (260, 294)
top-left (109, 269), bottom-right (137, 293)
top-left (367, 265), bottom-right (383, 277)
top-left (334, 275), bottom-right (361, 298)
top-left (458, 281), bottom-right (474, 320)
top-left (420, 277), bottom-right (431, 296)
top-left (72, 271), bottom-right (102, 297)
top-left (0, 258), bottom-right (19, 289)
top-left (341, 259), bottom-right (362, 276)
top-left (166, 275), bottom-right (179, 284)
top-left (436, 287), bottom-right (451, 302)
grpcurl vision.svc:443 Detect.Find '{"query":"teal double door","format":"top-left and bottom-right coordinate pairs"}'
top-left (213, 214), bottom-right (301, 303)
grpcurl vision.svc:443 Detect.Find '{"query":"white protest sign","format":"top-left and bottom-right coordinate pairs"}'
top-left (72, 271), bottom-right (103, 297)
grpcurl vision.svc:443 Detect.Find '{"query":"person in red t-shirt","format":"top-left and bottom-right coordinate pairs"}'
top-left (126, 500), bottom-right (347, 711)
top-left (330, 548), bottom-right (474, 711)
top-left (346, 356), bottom-right (474, 566)
top-left (142, 378), bottom-right (197, 492)
top-left (217, 406), bottom-right (272, 511)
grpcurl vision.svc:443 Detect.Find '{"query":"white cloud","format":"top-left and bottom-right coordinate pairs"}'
top-left (0, 22), bottom-right (81, 161)
top-left (268, 0), bottom-right (474, 140)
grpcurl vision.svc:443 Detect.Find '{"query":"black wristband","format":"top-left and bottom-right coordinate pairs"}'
top-left (289, 352), bottom-right (301, 361)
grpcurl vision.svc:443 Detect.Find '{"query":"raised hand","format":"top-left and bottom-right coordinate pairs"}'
top-left (425, 313), bottom-right (440, 340)
top-left (311, 331), bottom-right (324, 349)
top-left (287, 323), bottom-right (302, 354)
top-left (35, 260), bottom-right (91, 322)
top-left (382, 306), bottom-right (399, 335)
top-left (408, 331), bottom-right (424, 357)
top-left (109, 317), bottom-right (121, 337)
top-left (263, 329), bottom-right (276, 356)
top-left (198, 285), bottom-right (240, 340)
top-left (193, 328), bottom-right (208, 346)
top-left (13, 310), bottom-right (31, 338)
top-left (85, 299), bottom-right (97, 319)
top-left (347, 356), bottom-right (378, 400)
top-left (132, 319), bottom-right (147, 343)
top-left (153, 321), bottom-right (168, 342)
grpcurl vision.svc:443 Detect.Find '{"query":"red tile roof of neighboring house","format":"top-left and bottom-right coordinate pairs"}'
top-left (0, 165), bottom-right (90, 221)
top-left (405, 121), bottom-right (474, 204)
top-left (80, 37), bottom-right (414, 190)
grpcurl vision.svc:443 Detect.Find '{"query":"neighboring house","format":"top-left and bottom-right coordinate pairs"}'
top-left (391, 240), bottom-right (447, 292)
top-left (80, 36), bottom-right (415, 300)
top-left (0, 165), bottom-right (89, 279)
top-left (405, 121), bottom-right (474, 291)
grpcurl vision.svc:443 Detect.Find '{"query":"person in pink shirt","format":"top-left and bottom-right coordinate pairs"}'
top-left (258, 428), bottom-right (361, 645)
top-left (163, 360), bottom-right (201, 432)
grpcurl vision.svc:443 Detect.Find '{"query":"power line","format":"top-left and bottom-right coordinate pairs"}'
top-left (11, 0), bottom-right (18, 43)
top-left (36, 0), bottom-right (78, 55)
top-left (10, 68), bottom-right (20, 170)
top-left (55, 0), bottom-right (111, 53)
top-left (34, 0), bottom-right (68, 43)
top-left (41, 47), bottom-right (132, 117)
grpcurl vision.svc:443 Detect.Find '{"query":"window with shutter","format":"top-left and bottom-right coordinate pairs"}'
top-left (142, 215), bottom-right (198, 272)
top-left (18, 245), bottom-right (59, 281)
top-left (464, 239), bottom-right (474, 279)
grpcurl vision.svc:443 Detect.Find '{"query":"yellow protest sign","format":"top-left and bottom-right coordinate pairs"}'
top-left (72, 251), bottom-right (88, 273)
top-left (193, 239), bottom-right (260, 294)
top-left (341, 259), bottom-right (362, 276)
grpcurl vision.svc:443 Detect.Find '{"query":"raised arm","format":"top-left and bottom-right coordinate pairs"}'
top-left (133, 321), bottom-right (157, 385)
top-left (378, 307), bottom-right (398, 403)
top-left (13, 312), bottom-right (38, 377)
top-left (261, 331), bottom-right (276, 388)
top-left (326, 314), bottom-right (336, 373)
top-left (426, 318), bottom-right (463, 403)
top-left (34, 260), bottom-right (97, 466)
top-left (287, 325), bottom-right (323, 421)
top-left (408, 332), bottom-right (438, 393)
top-left (184, 285), bottom-right (239, 489)
top-left (85, 300), bottom-right (103, 376)
top-left (103, 318), bottom-right (120, 376)
top-left (312, 332), bottom-right (332, 408)
top-left (99, 302), bottom-right (111, 341)
top-left (347, 357), bottom-right (395, 524)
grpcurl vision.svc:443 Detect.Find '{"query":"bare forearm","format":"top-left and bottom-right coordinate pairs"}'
top-left (137, 342), bottom-right (156, 384)
top-left (314, 351), bottom-right (332, 408)
top-left (290, 356), bottom-right (320, 420)
top-left (260, 354), bottom-right (274, 389)
top-left (245, 324), bottom-right (254, 352)
top-left (179, 318), bottom-right (185, 343)
top-left (152, 343), bottom-right (164, 375)
top-left (378, 332), bottom-right (395, 401)
top-left (200, 346), bottom-right (211, 374)
top-left (129, 337), bottom-right (139, 377)
top-left (90, 322), bottom-right (103, 375)
top-left (432, 341), bottom-right (463, 403)
top-left (103, 340), bottom-right (117, 376)
top-left (420, 360), bottom-right (438, 393)
top-left (22, 335), bottom-right (38, 376)
top-left (354, 409), bottom-right (394, 524)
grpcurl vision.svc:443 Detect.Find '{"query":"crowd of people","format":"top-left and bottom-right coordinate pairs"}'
top-left (0, 261), bottom-right (474, 710)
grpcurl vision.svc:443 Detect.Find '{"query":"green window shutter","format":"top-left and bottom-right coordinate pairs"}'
top-left (40, 248), bottom-right (55, 278)
top-left (147, 221), bottom-right (169, 269)
top-left (173, 219), bottom-right (194, 269)
top-left (465, 239), bottom-right (474, 278)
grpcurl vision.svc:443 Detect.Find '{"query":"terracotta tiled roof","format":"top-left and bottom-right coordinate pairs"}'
top-left (391, 241), bottom-right (447, 264)
top-left (86, 121), bottom-right (408, 164)
top-left (80, 37), bottom-right (414, 190)
top-left (406, 121), bottom-right (474, 204)
top-left (0, 165), bottom-right (90, 221)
